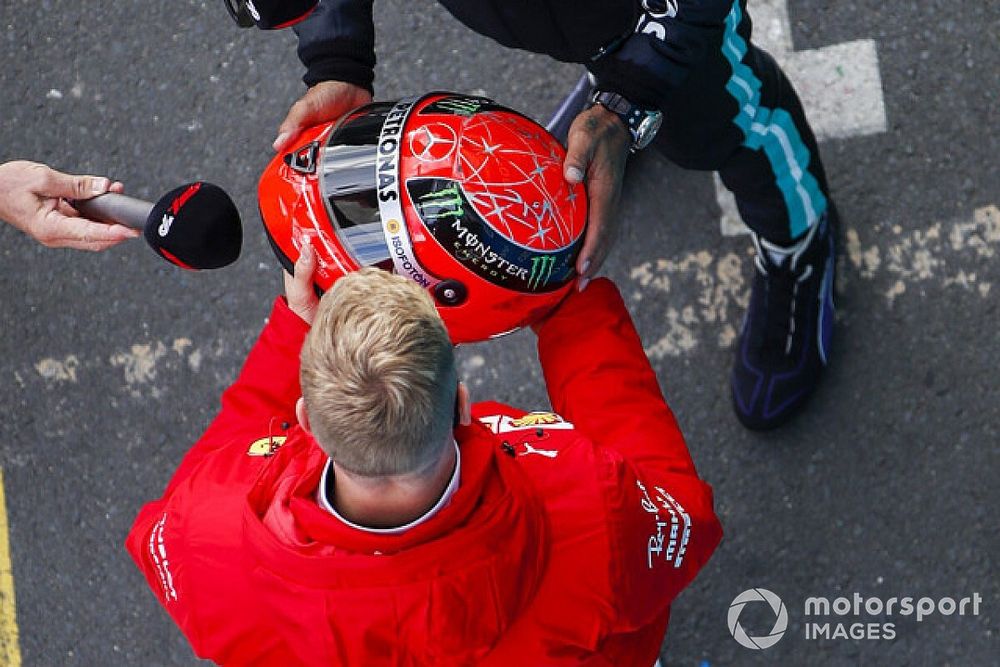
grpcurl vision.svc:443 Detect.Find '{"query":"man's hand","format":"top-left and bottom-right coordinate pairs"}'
top-left (562, 105), bottom-right (631, 288)
top-left (273, 81), bottom-right (373, 152)
top-left (284, 242), bottom-right (320, 325)
top-left (0, 160), bottom-right (140, 251)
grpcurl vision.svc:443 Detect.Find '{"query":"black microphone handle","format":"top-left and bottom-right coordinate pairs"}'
top-left (72, 193), bottom-right (154, 230)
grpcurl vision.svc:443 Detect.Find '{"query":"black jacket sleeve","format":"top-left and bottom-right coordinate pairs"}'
top-left (587, 0), bottom-right (734, 110)
top-left (294, 0), bottom-right (376, 92)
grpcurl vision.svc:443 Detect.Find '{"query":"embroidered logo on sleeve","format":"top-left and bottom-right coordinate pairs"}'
top-left (479, 411), bottom-right (573, 434)
top-left (149, 513), bottom-right (178, 602)
top-left (637, 480), bottom-right (691, 570)
top-left (247, 435), bottom-right (287, 457)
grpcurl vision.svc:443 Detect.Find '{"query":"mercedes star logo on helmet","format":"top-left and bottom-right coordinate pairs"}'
top-left (728, 588), bottom-right (789, 650)
top-left (409, 123), bottom-right (458, 163)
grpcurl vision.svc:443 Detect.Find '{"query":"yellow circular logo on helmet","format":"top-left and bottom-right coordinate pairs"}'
top-left (386, 219), bottom-right (401, 234)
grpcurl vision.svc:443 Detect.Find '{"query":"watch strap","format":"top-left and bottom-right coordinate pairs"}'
top-left (589, 89), bottom-right (662, 151)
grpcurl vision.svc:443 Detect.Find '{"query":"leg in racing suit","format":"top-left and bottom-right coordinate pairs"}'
top-left (587, 0), bottom-right (837, 428)
top-left (645, 2), bottom-right (830, 244)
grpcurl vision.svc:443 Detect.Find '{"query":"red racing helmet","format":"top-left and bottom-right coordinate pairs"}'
top-left (258, 92), bottom-right (587, 343)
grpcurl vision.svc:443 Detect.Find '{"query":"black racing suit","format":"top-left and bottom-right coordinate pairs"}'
top-left (294, 0), bottom-right (830, 244)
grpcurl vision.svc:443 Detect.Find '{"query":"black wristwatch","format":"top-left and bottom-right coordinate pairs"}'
top-left (589, 89), bottom-right (663, 152)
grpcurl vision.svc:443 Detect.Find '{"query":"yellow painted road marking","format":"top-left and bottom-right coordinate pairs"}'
top-left (630, 205), bottom-right (1000, 359)
top-left (0, 469), bottom-right (21, 667)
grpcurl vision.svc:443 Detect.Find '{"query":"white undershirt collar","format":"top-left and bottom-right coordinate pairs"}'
top-left (316, 440), bottom-right (461, 535)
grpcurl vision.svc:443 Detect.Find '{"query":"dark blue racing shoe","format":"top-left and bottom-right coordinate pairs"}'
top-left (731, 207), bottom-right (837, 430)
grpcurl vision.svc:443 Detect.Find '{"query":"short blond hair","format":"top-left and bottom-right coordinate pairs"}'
top-left (299, 268), bottom-right (456, 476)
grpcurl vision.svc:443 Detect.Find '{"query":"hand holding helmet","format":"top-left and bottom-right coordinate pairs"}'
top-left (259, 92), bottom-right (587, 343)
top-left (273, 81), bottom-right (373, 153)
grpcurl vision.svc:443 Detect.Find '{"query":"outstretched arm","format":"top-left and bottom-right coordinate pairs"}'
top-left (0, 160), bottom-right (139, 251)
top-left (273, 0), bottom-right (376, 151)
top-left (536, 278), bottom-right (722, 625)
top-left (126, 250), bottom-right (320, 665)
top-left (565, 1), bottom-right (735, 279)
top-left (536, 278), bottom-right (695, 476)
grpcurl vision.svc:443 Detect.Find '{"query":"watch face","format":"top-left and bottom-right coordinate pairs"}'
top-left (635, 112), bottom-right (663, 150)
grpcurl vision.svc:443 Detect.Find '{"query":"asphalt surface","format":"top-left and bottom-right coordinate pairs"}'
top-left (1, 0), bottom-right (997, 665)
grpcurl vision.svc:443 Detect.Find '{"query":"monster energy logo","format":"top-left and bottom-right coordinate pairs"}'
top-left (408, 177), bottom-right (575, 294)
top-left (436, 98), bottom-right (483, 116)
top-left (418, 183), bottom-right (464, 221)
top-left (528, 255), bottom-right (557, 290)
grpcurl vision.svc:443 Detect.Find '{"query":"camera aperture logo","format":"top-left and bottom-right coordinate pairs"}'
top-left (728, 588), bottom-right (788, 649)
top-left (728, 587), bottom-right (983, 649)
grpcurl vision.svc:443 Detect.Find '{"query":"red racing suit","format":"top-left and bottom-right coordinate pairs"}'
top-left (126, 279), bottom-right (722, 666)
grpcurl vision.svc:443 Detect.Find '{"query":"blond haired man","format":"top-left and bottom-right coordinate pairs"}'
top-left (128, 244), bottom-right (722, 666)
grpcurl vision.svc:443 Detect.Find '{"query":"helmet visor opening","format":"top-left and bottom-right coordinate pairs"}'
top-left (320, 103), bottom-right (396, 270)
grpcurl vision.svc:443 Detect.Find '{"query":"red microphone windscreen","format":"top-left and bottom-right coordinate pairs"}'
top-left (145, 182), bottom-right (242, 270)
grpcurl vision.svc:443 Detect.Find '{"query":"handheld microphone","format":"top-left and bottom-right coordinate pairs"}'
top-left (74, 182), bottom-right (242, 270)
